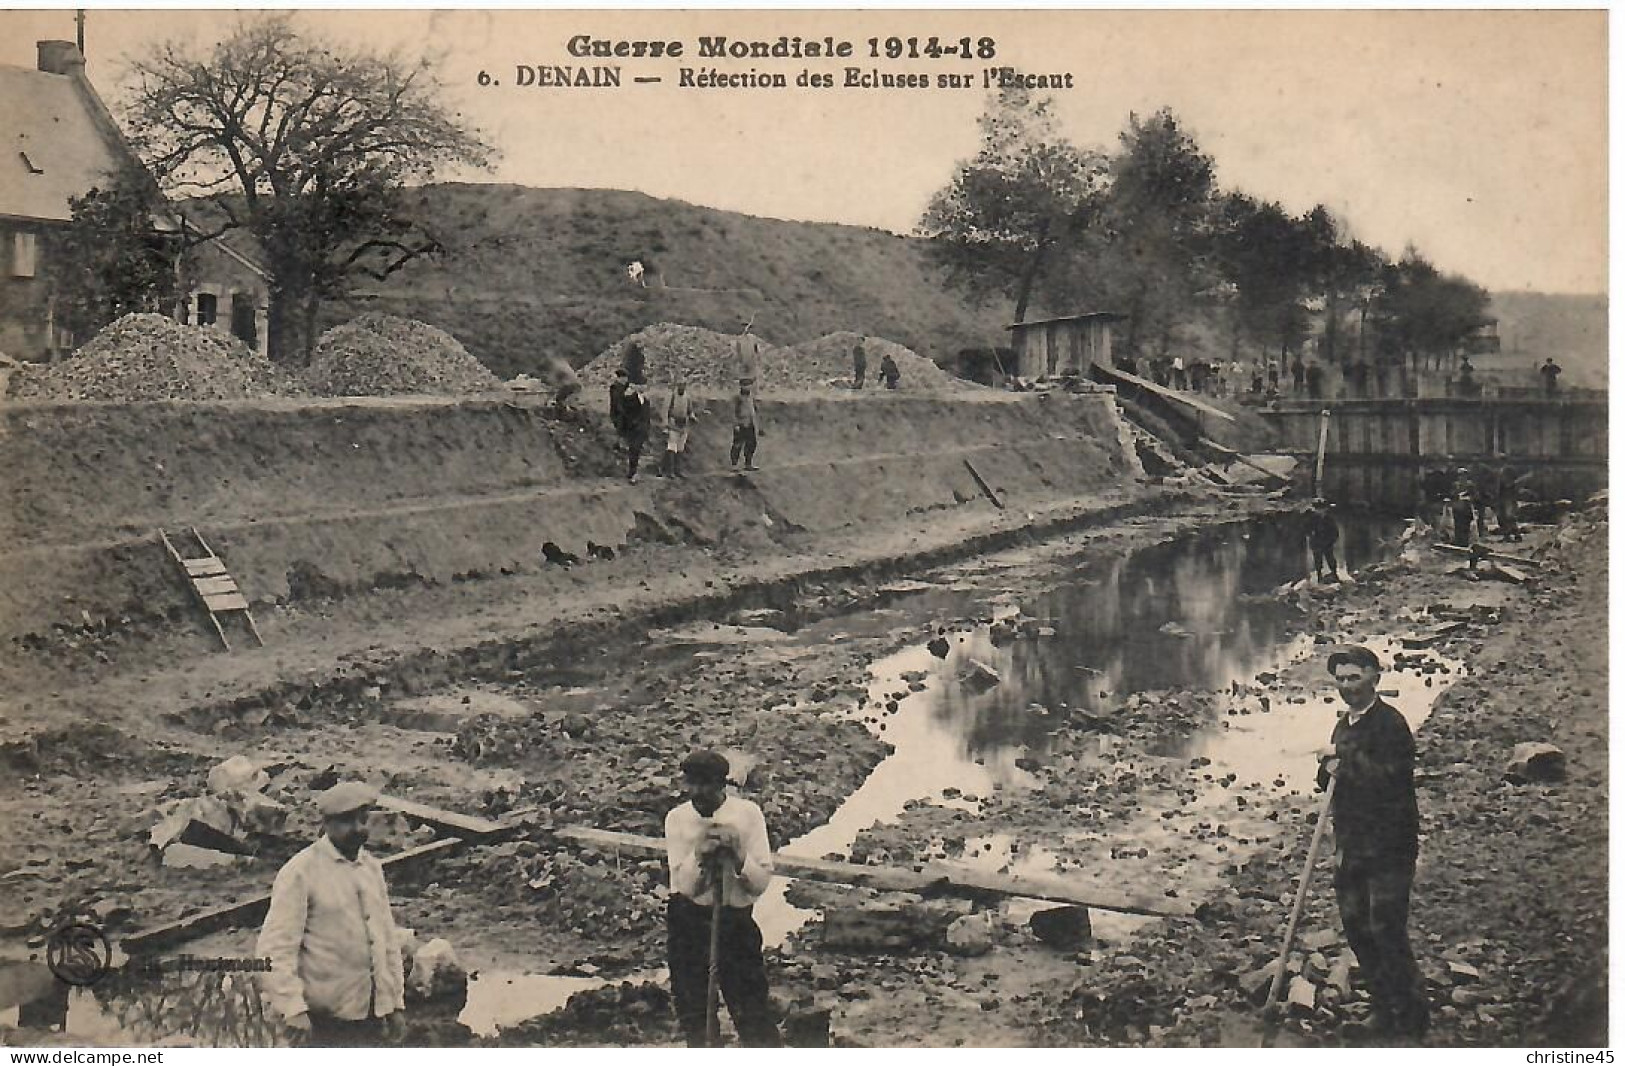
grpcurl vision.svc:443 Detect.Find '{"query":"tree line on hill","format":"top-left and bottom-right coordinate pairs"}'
top-left (918, 86), bottom-right (1493, 382)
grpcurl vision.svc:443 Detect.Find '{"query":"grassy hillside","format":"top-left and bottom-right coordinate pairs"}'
top-left (1487, 291), bottom-right (1608, 388)
top-left (328, 184), bottom-right (1014, 379)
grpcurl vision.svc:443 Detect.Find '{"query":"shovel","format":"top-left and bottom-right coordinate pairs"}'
top-left (704, 852), bottom-right (725, 1047)
top-left (1258, 775), bottom-right (1336, 1046)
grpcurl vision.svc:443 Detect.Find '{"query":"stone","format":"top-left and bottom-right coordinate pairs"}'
top-left (1505, 743), bottom-right (1565, 783)
top-left (1286, 976), bottom-right (1317, 1013)
top-left (1301, 928), bottom-right (1340, 952)
top-left (406, 938), bottom-right (468, 1004)
top-left (207, 755), bottom-right (270, 797)
top-left (237, 793), bottom-right (289, 836)
top-left (1448, 960), bottom-right (1481, 983)
top-left (161, 843), bottom-right (244, 870)
top-left (926, 637), bottom-right (951, 659)
top-left (1240, 963), bottom-right (1278, 1003)
top-left (1029, 906), bottom-right (1092, 951)
top-left (959, 659), bottom-right (1002, 691)
top-left (945, 913), bottom-right (995, 957)
top-left (150, 796), bottom-right (247, 855)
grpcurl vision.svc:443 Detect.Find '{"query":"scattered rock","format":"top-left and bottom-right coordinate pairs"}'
top-left (944, 913), bottom-right (996, 957)
top-left (207, 755), bottom-right (269, 797)
top-left (406, 938), bottom-right (469, 1004)
top-left (1029, 906), bottom-right (1093, 951)
top-left (1505, 742), bottom-right (1566, 783)
top-left (958, 659), bottom-right (1002, 691)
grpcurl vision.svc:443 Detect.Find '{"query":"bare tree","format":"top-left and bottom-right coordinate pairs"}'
top-left (123, 14), bottom-right (494, 362)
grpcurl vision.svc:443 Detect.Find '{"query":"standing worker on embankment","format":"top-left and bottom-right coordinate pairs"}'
top-left (621, 381), bottom-right (652, 483)
top-left (1306, 498), bottom-right (1341, 583)
top-left (852, 340), bottom-right (868, 389)
top-left (257, 782), bottom-right (407, 1047)
top-left (879, 351), bottom-right (901, 390)
top-left (664, 750), bottom-right (782, 1047)
top-left (1316, 646), bottom-right (1430, 1042)
top-left (730, 383), bottom-right (760, 472)
top-left (662, 380), bottom-right (695, 479)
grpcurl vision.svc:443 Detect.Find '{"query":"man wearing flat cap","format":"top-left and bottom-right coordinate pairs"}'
top-left (663, 750), bottom-right (781, 1047)
top-left (1317, 646), bottom-right (1429, 1041)
top-left (257, 781), bottom-right (407, 1046)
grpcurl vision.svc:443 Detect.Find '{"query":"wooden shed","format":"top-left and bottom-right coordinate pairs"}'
top-left (1006, 312), bottom-right (1124, 379)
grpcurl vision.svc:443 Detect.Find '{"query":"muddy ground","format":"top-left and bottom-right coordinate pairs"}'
top-left (0, 495), bottom-right (1607, 1049)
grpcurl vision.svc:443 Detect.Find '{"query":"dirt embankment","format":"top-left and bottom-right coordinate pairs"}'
top-left (0, 391), bottom-right (1137, 646)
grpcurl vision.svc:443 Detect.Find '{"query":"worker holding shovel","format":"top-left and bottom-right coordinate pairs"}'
top-left (1317, 646), bottom-right (1430, 1042)
top-left (663, 750), bottom-right (782, 1047)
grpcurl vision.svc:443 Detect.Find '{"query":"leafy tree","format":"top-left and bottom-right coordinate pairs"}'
top-left (1298, 205), bottom-right (1382, 367)
top-left (123, 15), bottom-right (494, 362)
top-left (1371, 247), bottom-right (1492, 380)
top-left (1096, 108), bottom-right (1216, 357)
top-left (918, 84), bottom-right (1107, 323)
top-left (46, 170), bottom-right (188, 344)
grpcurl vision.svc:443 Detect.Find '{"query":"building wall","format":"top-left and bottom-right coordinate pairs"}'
top-left (183, 240), bottom-right (270, 357)
top-left (0, 218), bottom-right (64, 361)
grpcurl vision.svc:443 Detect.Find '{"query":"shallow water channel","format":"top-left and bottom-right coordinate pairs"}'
top-left (7, 509), bottom-right (1466, 1043)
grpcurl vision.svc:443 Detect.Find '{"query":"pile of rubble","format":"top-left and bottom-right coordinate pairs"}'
top-left (577, 324), bottom-right (974, 392)
top-left (578, 324), bottom-right (790, 390)
top-left (789, 331), bottom-right (972, 391)
top-left (7, 314), bottom-right (296, 402)
top-left (302, 313), bottom-right (501, 397)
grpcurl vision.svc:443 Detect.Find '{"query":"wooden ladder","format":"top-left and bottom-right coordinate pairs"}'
top-left (158, 527), bottom-right (264, 651)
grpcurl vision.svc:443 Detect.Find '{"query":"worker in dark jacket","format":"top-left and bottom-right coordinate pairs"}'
top-left (1306, 498), bottom-right (1340, 583)
top-left (1317, 645), bottom-right (1429, 1041)
top-left (622, 382), bottom-right (651, 484)
top-left (609, 369), bottom-right (630, 435)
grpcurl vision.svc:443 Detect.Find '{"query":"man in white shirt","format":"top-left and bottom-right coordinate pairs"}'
top-left (257, 782), bottom-right (407, 1047)
top-left (664, 750), bottom-right (781, 1047)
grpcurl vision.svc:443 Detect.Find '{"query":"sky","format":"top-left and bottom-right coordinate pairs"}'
top-left (0, 8), bottom-right (1607, 295)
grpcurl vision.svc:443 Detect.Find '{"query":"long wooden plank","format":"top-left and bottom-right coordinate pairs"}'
top-left (193, 575), bottom-right (241, 597)
top-left (1430, 543), bottom-right (1537, 567)
top-left (376, 794), bottom-right (512, 840)
top-left (1197, 437), bottom-right (1293, 485)
top-left (122, 838), bottom-right (463, 953)
top-left (962, 458), bottom-right (1005, 510)
top-left (1092, 365), bottom-right (1237, 423)
top-left (202, 592), bottom-right (250, 613)
top-left (555, 826), bottom-right (1188, 918)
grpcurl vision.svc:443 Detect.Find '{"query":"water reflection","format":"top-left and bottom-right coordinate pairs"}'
top-left (921, 514), bottom-right (1403, 766)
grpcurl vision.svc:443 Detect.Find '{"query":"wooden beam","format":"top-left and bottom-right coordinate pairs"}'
top-left (555, 826), bottom-right (1188, 918)
top-left (376, 794), bottom-right (513, 841)
top-left (1197, 438), bottom-right (1293, 485)
top-left (1430, 543), bottom-right (1538, 567)
top-left (961, 458), bottom-right (1005, 510)
top-left (122, 838), bottom-right (463, 953)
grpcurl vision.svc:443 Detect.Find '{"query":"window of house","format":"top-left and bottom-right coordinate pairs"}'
top-left (196, 293), bottom-right (218, 326)
top-left (11, 232), bottom-right (37, 278)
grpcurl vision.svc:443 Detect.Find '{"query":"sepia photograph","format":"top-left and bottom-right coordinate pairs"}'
top-left (0, 6), bottom-right (1608, 1053)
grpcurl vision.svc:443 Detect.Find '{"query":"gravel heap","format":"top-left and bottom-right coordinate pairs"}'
top-left (578, 324), bottom-right (974, 391)
top-left (302, 313), bottom-right (500, 397)
top-left (7, 314), bottom-right (295, 401)
top-left (788, 331), bottom-right (972, 391)
top-left (578, 324), bottom-right (790, 390)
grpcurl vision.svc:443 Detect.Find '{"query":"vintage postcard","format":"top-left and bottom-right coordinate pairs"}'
top-left (0, 7), bottom-right (1607, 1054)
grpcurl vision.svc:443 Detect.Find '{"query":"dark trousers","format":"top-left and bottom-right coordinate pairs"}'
top-left (626, 434), bottom-right (647, 480)
top-left (1451, 511), bottom-right (1473, 547)
top-left (666, 896), bottom-right (781, 1047)
top-left (1311, 541), bottom-right (1338, 577)
top-left (1335, 855), bottom-right (1428, 1034)
top-left (730, 426), bottom-right (758, 468)
top-left (308, 1013), bottom-right (383, 1048)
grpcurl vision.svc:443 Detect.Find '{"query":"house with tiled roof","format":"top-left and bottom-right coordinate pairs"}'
top-left (1, 40), bottom-right (268, 360)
